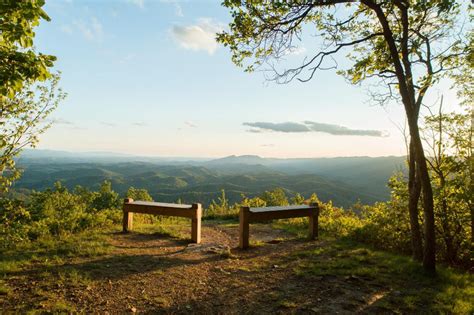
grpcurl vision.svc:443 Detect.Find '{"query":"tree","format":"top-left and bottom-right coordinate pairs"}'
top-left (126, 187), bottom-right (153, 202)
top-left (218, 0), bottom-right (469, 273)
top-left (1, 0), bottom-right (60, 192)
top-left (0, 75), bottom-right (64, 192)
top-left (291, 193), bottom-right (305, 205)
top-left (91, 181), bottom-right (120, 211)
top-left (260, 188), bottom-right (289, 206)
top-left (422, 104), bottom-right (472, 264)
top-left (0, 0), bottom-right (56, 99)
top-left (449, 29), bottom-right (473, 244)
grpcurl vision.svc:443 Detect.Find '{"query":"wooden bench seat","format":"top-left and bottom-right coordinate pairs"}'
top-left (122, 198), bottom-right (202, 243)
top-left (239, 203), bottom-right (319, 249)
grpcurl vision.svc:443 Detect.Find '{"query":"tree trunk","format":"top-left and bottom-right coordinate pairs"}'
top-left (358, 0), bottom-right (436, 273)
top-left (470, 107), bottom-right (474, 245)
top-left (408, 140), bottom-right (423, 261)
top-left (408, 117), bottom-right (436, 274)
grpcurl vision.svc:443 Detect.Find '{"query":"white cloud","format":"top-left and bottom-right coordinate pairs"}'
top-left (132, 122), bottom-right (147, 127)
top-left (129, 0), bottom-right (145, 9)
top-left (286, 46), bottom-right (306, 56)
top-left (100, 122), bottom-right (117, 127)
top-left (60, 24), bottom-right (73, 34)
top-left (160, 0), bottom-right (183, 17)
top-left (243, 121), bottom-right (389, 137)
top-left (119, 53), bottom-right (136, 64)
top-left (174, 3), bottom-right (183, 17)
top-left (184, 121), bottom-right (197, 128)
top-left (171, 18), bottom-right (224, 55)
top-left (50, 118), bottom-right (74, 125)
top-left (73, 17), bottom-right (103, 42)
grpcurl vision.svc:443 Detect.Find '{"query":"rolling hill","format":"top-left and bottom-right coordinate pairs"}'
top-left (14, 151), bottom-right (406, 208)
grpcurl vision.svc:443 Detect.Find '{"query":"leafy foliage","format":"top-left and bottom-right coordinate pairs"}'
top-left (0, 0), bottom-right (56, 99)
top-left (1, 74), bottom-right (65, 192)
top-left (0, 1), bottom-right (63, 193)
top-left (422, 110), bottom-right (472, 264)
top-left (0, 181), bottom-right (121, 248)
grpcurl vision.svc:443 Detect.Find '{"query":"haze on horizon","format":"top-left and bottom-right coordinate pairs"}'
top-left (34, 0), bottom-right (460, 158)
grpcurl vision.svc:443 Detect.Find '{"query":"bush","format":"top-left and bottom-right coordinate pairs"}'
top-left (0, 181), bottom-right (121, 249)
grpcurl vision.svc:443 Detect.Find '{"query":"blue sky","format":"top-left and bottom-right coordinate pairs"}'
top-left (34, 0), bottom-right (459, 158)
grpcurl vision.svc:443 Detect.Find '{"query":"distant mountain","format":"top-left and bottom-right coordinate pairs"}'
top-left (18, 149), bottom-right (210, 164)
top-left (207, 155), bottom-right (269, 165)
top-left (14, 150), bottom-right (406, 208)
top-left (14, 162), bottom-right (381, 207)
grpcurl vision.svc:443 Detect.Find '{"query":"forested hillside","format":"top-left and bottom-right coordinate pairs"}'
top-left (14, 152), bottom-right (405, 207)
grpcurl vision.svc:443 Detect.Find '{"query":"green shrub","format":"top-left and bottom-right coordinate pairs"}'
top-left (0, 181), bottom-right (121, 249)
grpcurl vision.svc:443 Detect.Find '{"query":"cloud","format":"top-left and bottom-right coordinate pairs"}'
top-left (100, 122), bottom-right (117, 127)
top-left (160, 0), bottom-right (183, 17)
top-left (47, 118), bottom-right (86, 130)
top-left (60, 24), bottom-right (73, 34)
top-left (174, 3), bottom-right (183, 17)
top-left (48, 118), bottom-right (74, 125)
top-left (184, 121), bottom-right (197, 128)
top-left (119, 53), bottom-right (136, 64)
top-left (131, 122), bottom-right (147, 127)
top-left (260, 144), bottom-right (275, 147)
top-left (73, 17), bottom-right (103, 42)
top-left (244, 122), bottom-right (310, 133)
top-left (128, 0), bottom-right (145, 9)
top-left (171, 18), bottom-right (224, 55)
top-left (303, 121), bottom-right (387, 137)
top-left (286, 46), bottom-right (306, 56)
top-left (243, 121), bottom-right (388, 137)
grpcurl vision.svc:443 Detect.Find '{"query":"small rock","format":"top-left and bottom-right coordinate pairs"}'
top-left (272, 265), bottom-right (279, 269)
top-left (130, 306), bottom-right (137, 313)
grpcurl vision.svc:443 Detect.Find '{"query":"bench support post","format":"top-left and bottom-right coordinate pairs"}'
top-left (191, 203), bottom-right (202, 243)
top-left (123, 211), bottom-right (133, 232)
top-left (239, 206), bottom-right (250, 249)
top-left (309, 202), bottom-right (319, 240)
top-left (123, 198), bottom-right (134, 232)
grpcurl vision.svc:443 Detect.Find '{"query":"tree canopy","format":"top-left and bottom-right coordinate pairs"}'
top-left (0, 0), bottom-right (56, 100)
top-left (218, 0), bottom-right (471, 273)
top-left (0, 0), bottom-right (62, 192)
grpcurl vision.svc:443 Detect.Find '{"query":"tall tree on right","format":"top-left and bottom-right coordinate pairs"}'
top-left (218, 0), bottom-right (471, 273)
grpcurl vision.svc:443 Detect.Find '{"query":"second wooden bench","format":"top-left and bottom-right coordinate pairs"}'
top-left (239, 203), bottom-right (319, 249)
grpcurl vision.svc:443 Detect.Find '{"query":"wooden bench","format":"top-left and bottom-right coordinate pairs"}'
top-left (239, 203), bottom-right (319, 249)
top-left (122, 198), bottom-right (202, 243)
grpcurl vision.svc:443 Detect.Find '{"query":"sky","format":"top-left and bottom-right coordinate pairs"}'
top-left (34, 0), bottom-right (460, 158)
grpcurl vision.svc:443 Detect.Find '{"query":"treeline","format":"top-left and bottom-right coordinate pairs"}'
top-left (1, 170), bottom-right (471, 269)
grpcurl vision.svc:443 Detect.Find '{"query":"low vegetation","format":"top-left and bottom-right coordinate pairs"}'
top-left (1, 215), bottom-right (472, 313)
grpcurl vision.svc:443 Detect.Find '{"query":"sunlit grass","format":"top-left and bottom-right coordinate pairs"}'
top-left (291, 239), bottom-right (474, 314)
top-left (0, 230), bottom-right (111, 275)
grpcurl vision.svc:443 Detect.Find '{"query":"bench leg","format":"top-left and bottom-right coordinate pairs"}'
top-left (239, 206), bottom-right (250, 249)
top-left (123, 211), bottom-right (133, 232)
top-left (309, 205), bottom-right (319, 240)
top-left (191, 204), bottom-right (202, 243)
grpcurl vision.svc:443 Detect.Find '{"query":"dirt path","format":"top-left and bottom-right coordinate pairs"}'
top-left (4, 222), bottom-right (390, 314)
